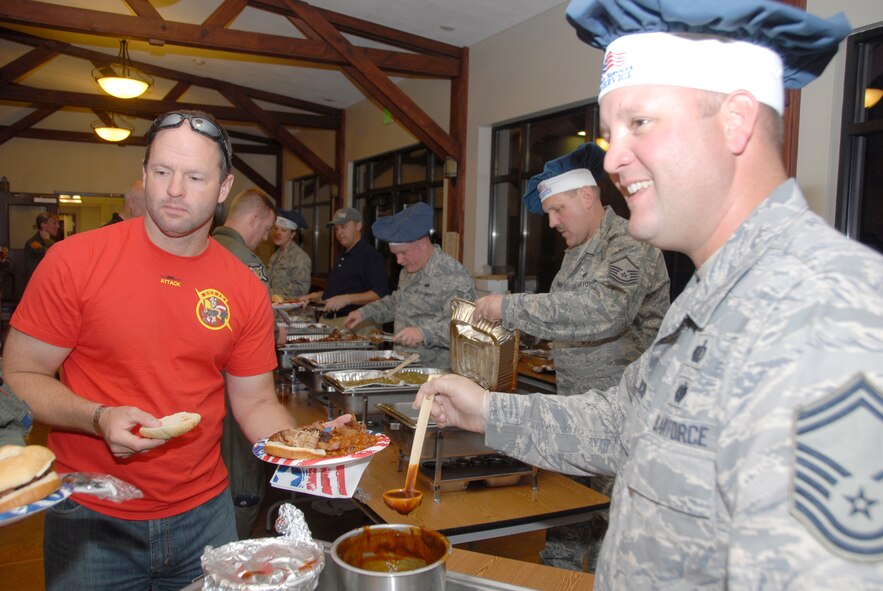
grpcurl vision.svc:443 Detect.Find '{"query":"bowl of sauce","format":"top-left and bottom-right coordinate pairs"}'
top-left (330, 524), bottom-right (451, 590)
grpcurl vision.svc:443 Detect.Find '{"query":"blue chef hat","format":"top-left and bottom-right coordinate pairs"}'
top-left (565, 0), bottom-right (851, 112)
top-left (276, 209), bottom-right (308, 231)
top-left (522, 143), bottom-right (607, 215)
top-left (372, 202), bottom-right (433, 244)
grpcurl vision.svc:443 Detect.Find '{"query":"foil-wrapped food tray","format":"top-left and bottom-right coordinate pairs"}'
top-left (449, 298), bottom-right (520, 392)
top-left (295, 350), bottom-right (413, 372)
top-left (322, 367), bottom-right (447, 394)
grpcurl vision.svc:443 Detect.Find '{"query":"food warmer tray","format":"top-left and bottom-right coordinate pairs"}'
top-left (279, 333), bottom-right (378, 351)
top-left (378, 401), bottom-right (537, 502)
top-left (183, 540), bottom-right (533, 591)
top-left (321, 368), bottom-right (447, 423)
top-left (276, 321), bottom-right (334, 336)
top-left (295, 349), bottom-right (416, 372)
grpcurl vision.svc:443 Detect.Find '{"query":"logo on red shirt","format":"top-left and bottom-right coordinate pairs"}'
top-left (195, 288), bottom-right (232, 331)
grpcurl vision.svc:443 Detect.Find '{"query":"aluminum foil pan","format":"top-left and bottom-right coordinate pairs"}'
top-left (278, 333), bottom-right (377, 351)
top-left (201, 504), bottom-right (323, 591)
top-left (296, 350), bottom-right (412, 371)
top-left (277, 322), bottom-right (334, 336)
top-left (449, 298), bottom-right (520, 392)
top-left (323, 367), bottom-right (448, 394)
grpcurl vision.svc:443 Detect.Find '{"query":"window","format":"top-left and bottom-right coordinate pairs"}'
top-left (352, 145), bottom-right (444, 289)
top-left (836, 22), bottom-right (883, 255)
top-left (289, 175), bottom-right (332, 275)
top-left (489, 104), bottom-right (693, 299)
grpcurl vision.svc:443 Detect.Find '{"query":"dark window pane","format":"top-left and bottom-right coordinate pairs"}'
top-left (372, 155), bottom-right (396, 188)
top-left (493, 127), bottom-right (522, 177)
top-left (858, 131), bottom-right (883, 253)
top-left (401, 148), bottom-right (428, 184)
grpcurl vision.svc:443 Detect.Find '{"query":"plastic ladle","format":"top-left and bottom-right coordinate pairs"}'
top-left (383, 392), bottom-right (434, 515)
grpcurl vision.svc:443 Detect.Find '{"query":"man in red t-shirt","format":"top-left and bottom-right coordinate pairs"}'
top-left (4, 111), bottom-right (314, 591)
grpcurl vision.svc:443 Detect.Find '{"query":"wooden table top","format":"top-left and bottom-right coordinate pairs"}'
top-left (449, 548), bottom-right (595, 590)
top-left (280, 389), bottom-right (608, 541)
top-left (518, 353), bottom-right (557, 386)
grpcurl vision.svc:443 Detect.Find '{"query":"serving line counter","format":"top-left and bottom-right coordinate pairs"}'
top-left (181, 542), bottom-right (594, 591)
top-left (281, 389), bottom-right (610, 546)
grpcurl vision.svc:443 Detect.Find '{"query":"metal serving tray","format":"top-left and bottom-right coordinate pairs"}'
top-left (296, 349), bottom-right (413, 372)
top-left (322, 367), bottom-right (446, 394)
top-left (378, 401), bottom-right (494, 459)
top-left (276, 321), bottom-right (334, 336)
top-left (280, 333), bottom-right (378, 351)
top-left (322, 368), bottom-right (447, 421)
top-left (449, 298), bottom-right (520, 392)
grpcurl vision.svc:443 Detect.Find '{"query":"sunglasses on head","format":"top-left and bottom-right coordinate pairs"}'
top-left (149, 112), bottom-right (231, 172)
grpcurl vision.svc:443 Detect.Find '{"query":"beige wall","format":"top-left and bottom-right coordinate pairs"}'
top-left (0, 136), bottom-right (276, 202)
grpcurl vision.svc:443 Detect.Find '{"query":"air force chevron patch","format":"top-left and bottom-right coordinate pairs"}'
top-left (791, 374), bottom-right (883, 562)
top-left (608, 257), bottom-right (639, 286)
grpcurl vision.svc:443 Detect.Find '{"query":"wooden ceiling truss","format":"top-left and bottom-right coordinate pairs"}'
top-left (0, 0), bottom-right (467, 237)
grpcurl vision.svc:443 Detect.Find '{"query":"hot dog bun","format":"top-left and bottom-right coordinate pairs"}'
top-left (0, 445), bottom-right (62, 512)
top-left (139, 412), bottom-right (201, 440)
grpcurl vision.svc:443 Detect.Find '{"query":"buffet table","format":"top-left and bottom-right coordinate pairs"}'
top-left (282, 389), bottom-right (609, 546)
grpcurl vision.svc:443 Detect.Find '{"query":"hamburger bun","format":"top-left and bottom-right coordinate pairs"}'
top-left (139, 412), bottom-right (201, 440)
top-left (0, 445), bottom-right (62, 512)
top-left (263, 440), bottom-right (327, 460)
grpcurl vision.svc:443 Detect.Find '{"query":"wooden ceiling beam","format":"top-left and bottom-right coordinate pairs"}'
top-left (0, 26), bottom-right (340, 116)
top-left (0, 46), bottom-right (58, 85)
top-left (231, 153), bottom-right (278, 199)
top-left (221, 84), bottom-right (339, 185)
top-left (204, 0), bottom-right (249, 29)
top-left (0, 84), bottom-right (338, 129)
top-left (0, 106), bottom-right (59, 146)
top-left (0, 0), bottom-right (460, 78)
top-left (250, 0), bottom-right (460, 58)
top-left (284, 0), bottom-right (459, 162)
top-left (123, 0), bottom-right (163, 21)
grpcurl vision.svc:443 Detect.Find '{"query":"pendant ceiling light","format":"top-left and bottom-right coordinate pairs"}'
top-left (865, 88), bottom-right (883, 109)
top-left (92, 113), bottom-right (134, 142)
top-left (92, 40), bottom-right (153, 99)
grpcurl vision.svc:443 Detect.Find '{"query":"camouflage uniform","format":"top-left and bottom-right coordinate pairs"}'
top-left (23, 231), bottom-right (55, 281)
top-left (501, 206), bottom-right (669, 396)
top-left (359, 245), bottom-right (476, 369)
top-left (485, 182), bottom-right (883, 588)
top-left (212, 227), bottom-right (269, 287)
top-left (211, 225), bottom-right (270, 540)
top-left (501, 206), bottom-right (668, 572)
top-left (268, 241), bottom-right (311, 300)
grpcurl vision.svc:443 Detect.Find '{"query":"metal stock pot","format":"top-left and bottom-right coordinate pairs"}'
top-left (330, 524), bottom-right (451, 591)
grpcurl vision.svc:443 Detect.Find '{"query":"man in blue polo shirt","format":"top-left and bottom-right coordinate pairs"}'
top-left (299, 207), bottom-right (389, 318)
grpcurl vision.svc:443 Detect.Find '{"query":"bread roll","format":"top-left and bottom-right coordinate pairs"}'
top-left (0, 445), bottom-right (62, 511)
top-left (139, 412), bottom-right (201, 440)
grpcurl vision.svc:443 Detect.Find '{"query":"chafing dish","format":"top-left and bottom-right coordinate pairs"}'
top-left (277, 335), bottom-right (378, 371)
top-left (276, 321), bottom-right (334, 336)
top-left (322, 368), bottom-right (447, 423)
top-left (449, 298), bottom-right (520, 392)
top-left (296, 350), bottom-right (413, 372)
top-left (378, 402), bottom-right (537, 502)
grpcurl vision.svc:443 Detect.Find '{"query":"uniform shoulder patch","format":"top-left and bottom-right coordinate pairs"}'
top-left (791, 374), bottom-right (883, 562)
top-left (608, 257), bottom-right (639, 286)
top-left (249, 264), bottom-right (268, 284)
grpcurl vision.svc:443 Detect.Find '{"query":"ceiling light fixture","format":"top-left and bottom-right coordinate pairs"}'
top-left (92, 40), bottom-right (153, 99)
top-left (865, 88), bottom-right (883, 109)
top-left (92, 113), bottom-right (134, 142)
top-left (595, 137), bottom-right (610, 151)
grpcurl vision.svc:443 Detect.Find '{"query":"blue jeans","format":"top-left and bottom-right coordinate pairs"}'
top-left (44, 488), bottom-right (237, 591)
